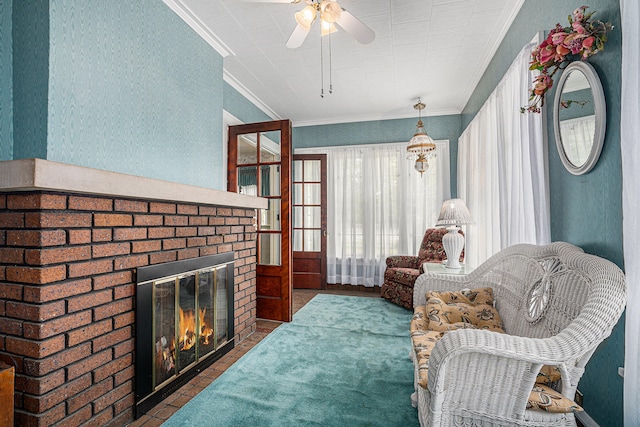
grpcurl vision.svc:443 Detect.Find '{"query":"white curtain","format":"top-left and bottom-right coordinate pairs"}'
top-left (297, 141), bottom-right (450, 287)
top-left (559, 115), bottom-right (596, 164)
top-left (458, 41), bottom-right (550, 268)
top-left (621, 0), bottom-right (640, 424)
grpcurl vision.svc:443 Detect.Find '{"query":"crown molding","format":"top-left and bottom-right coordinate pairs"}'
top-left (223, 70), bottom-right (281, 120)
top-left (163, 0), bottom-right (234, 57)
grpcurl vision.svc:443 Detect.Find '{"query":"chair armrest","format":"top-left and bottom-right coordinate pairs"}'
top-left (386, 255), bottom-right (421, 269)
top-left (427, 329), bottom-right (585, 416)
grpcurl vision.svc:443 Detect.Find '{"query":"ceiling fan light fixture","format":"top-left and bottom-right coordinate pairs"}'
top-left (321, 20), bottom-right (337, 36)
top-left (295, 5), bottom-right (317, 31)
top-left (321, 1), bottom-right (342, 23)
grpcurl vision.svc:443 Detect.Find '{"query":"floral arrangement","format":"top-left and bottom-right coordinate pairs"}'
top-left (521, 6), bottom-right (612, 113)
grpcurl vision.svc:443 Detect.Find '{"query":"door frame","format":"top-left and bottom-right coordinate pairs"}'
top-left (292, 154), bottom-right (327, 289)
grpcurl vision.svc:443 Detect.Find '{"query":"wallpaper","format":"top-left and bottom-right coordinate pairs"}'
top-left (0, 0), bottom-right (11, 160)
top-left (223, 81), bottom-right (272, 124)
top-left (12, 0), bottom-right (49, 160)
top-left (462, 1), bottom-right (624, 424)
top-left (46, 0), bottom-right (225, 189)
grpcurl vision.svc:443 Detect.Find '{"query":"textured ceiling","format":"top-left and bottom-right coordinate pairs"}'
top-left (174, 0), bottom-right (524, 126)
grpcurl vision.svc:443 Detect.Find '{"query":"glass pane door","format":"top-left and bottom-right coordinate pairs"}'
top-left (228, 120), bottom-right (292, 322)
top-left (293, 160), bottom-right (322, 252)
top-left (292, 154), bottom-right (326, 290)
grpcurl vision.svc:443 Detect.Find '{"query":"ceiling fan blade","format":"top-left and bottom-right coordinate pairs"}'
top-left (335, 10), bottom-right (375, 44)
top-left (286, 24), bottom-right (310, 48)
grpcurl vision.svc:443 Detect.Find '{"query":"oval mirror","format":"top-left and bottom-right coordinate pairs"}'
top-left (553, 61), bottom-right (606, 175)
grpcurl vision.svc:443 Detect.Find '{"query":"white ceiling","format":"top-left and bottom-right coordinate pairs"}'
top-left (170, 0), bottom-right (524, 126)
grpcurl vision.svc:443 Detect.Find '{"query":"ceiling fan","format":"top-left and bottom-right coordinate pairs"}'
top-left (250, 0), bottom-right (375, 48)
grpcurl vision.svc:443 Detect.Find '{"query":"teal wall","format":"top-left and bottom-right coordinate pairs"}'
top-left (462, 1), bottom-right (624, 424)
top-left (5, 0), bottom-right (227, 189)
top-left (0, 0), bottom-right (11, 160)
top-left (12, 0), bottom-right (49, 160)
top-left (223, 82), bottom-right (272, 124)
top-left (46, 1), bottom-right (225, 189)
top-left (557, 88), bottom-right (595, 121)
top-left (293, 114), bottom-right (463, 196)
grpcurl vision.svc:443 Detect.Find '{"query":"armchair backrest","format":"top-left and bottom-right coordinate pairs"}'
top-left (467, 242), bottom-right (626, 345)
top-left (417, 228), bottom-right (464, 264)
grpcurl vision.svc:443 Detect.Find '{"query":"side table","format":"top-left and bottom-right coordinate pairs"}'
top-left (422, 262), bottom-right (474, 275)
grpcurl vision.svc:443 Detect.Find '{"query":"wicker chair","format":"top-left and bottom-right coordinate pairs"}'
top-left (381, 228), bottom-right (461, 310)
top-left (411, 242), bottom-right (626, 427)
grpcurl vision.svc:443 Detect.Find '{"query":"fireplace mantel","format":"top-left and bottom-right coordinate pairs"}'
top-left (0, 158), bottom-right (267, 209)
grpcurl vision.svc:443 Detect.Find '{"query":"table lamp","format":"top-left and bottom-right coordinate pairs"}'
top-left (435, 198), bottom-right (473, 269)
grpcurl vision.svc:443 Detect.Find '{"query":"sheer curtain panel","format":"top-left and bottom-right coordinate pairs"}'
top-left (297, 141), bottom-right (450, 287)
top-left (621, 0), bottom-right (640, 424)
top-left (458, 41), bottom-right (550, 268)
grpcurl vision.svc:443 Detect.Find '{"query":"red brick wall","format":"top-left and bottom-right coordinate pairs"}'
top-left (0, 192), bottom-right (258, 427)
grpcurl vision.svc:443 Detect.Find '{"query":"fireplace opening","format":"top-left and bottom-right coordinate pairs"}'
top-left (135, 252), bottom-right (235, 417)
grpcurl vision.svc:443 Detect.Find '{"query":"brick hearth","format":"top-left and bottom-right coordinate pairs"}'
top-left (0, 159), bottom-right (266, 427)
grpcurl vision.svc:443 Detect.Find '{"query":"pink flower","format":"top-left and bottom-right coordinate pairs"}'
top-left (582, 36), bottom-right (595, 48)
top-left (555, 44), bottom-right (571, 61)
top-left (573, 6), bottom-right (587, 22)
top-left (533, 74), bottom-right (553, 96)
top-left (572, 22), bottom-right (586, 34)
top-left (522, 6), bottom-right (611, 114)
top-left (538, 45), bottom-right (556, 65)
top-left (551, 32), bottom-right (568, 46)
top-left (563, 33), bottom-right (586, 54)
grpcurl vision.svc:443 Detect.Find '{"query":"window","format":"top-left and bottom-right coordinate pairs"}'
top-left (296, 141), bottom-right (450, 286)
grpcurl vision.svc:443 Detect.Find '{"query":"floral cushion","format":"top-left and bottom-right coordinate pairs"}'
top-left (425, 288), bottom-right (504, 332)
top-left (536, 365), bottom-right (562, 384)
top-left (380, 279), bottom-right (414, 309)
top-left (527, 384), bottom-right (583, 413)
top-left (417, 228), bottom-right (449, 263)
top-left (385, 255), bottom-right (422, 269)
top-left (383, 266), bottom-right (421, 287)
top-left (410, 308), bottom-right (444, 389)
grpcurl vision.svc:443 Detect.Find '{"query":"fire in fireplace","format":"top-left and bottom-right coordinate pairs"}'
top-left (135, 252), bottom-right (235, 417)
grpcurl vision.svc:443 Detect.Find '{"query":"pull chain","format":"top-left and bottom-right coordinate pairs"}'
top-left (320, 31), bottom-right (324, 98)
top-left (328, 30), bottom-right (333, 94)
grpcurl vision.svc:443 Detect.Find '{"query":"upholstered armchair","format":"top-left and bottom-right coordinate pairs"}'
top-left (381, 228), bottom-right (462, 310)
top-left (410, 242), bottom-right (626, 427)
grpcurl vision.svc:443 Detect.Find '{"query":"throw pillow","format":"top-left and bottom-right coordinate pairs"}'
top-left (425, 287), bottom-right (504, 332)
top-left (527, 384), bottom-right (583, 413)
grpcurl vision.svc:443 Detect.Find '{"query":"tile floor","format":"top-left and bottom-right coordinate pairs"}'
top-left (129, 287), bottom-right (380, 427)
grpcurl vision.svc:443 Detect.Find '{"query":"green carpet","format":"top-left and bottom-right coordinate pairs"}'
top-left (162, 294), bottom-right (418, 426)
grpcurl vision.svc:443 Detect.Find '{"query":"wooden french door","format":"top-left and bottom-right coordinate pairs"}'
top-left (228, 120), bottom-right (292, 322)
top-left (292, 154), bottom-right (327, 289)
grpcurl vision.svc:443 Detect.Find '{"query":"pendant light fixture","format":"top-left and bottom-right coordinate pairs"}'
top-left (406, 98), bottom-right (436, 175)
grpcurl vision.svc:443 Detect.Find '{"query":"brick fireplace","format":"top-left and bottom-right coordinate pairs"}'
top-left (0, 159), bottom-right (266, 426)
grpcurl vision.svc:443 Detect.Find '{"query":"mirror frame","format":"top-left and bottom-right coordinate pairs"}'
top-left (553, 61), bottom-right (606, 175)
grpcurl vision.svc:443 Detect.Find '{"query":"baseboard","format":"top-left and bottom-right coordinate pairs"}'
top-left (326, 283), bottom-right (381, 293)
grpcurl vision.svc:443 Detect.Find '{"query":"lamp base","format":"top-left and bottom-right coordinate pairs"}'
top-left (442, 226), bottom-right (464, 269)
